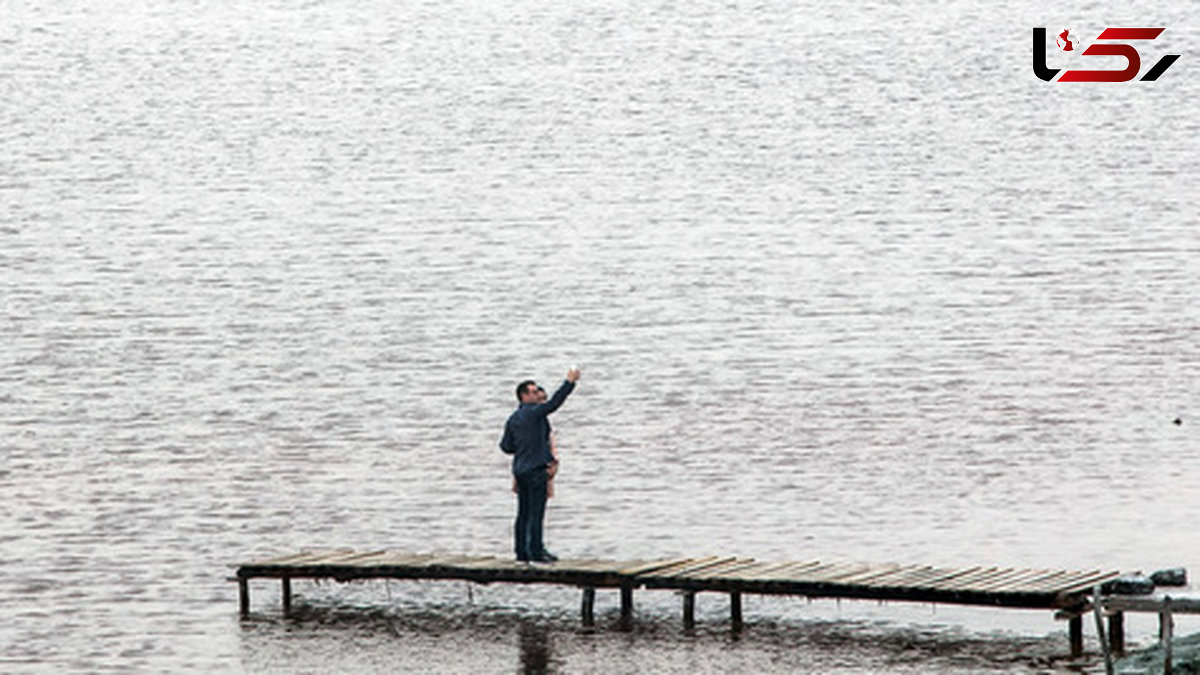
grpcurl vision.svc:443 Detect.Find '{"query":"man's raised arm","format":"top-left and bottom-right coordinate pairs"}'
top-left (533, 368), bottom-right (582, 417)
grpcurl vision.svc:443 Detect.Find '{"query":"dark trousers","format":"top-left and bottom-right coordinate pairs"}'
top-left (514, 467), bottom-right (549, 561)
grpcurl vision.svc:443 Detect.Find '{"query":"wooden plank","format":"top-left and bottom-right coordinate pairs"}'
top-left (618, 558), bottom-right (695, 576)
top-left (864, 565), bottom-right (958, 589)
top-left (911, 566), bottom-right (991, 590)
top-left (1104, 596), bottom-right (1200, 614)
top-left (959, 570), bottom-right (1059, 596)
top-left (438, 554), bottom-right (497, 566)
top-left (968, 568), bottom-right (1060, 593)
top-left (374, 553), bottom-right (444, 567)
top-left (721, 561), bottom-right (810, 580)
top-left (860, 565), bottom-right (940, 588)
top-left (789, 562), bottom-right (861, 583)
top-left (732, 561), bottom-right (807, 582)
top-left (669, 558), bottom-right (749, 580)
top-left (244, 550), bottom-right (339, 567)
top-left (389, 553), bottom-right (452, 568)
top-left (755, 560), bottom-right (826, 580)
top-left (789, 562), bottom-right (871, 583)
top-left (450, 556), bottom-right (511, 570)
top-left (852, 565), bottom-right (936, 587)
top-left (814, 563), bottom-right (899, 584)
top-left (420, 554), bottom-right (487, 568)
top-left (940, 567), bottom-right (1025, 591)
top-left (1023, 569), bottom-right (1107, 593)
top-left (250, 549), bottom-right (353, 567)
top-left (543, 559), bottom-right (603, 574)
top-left (337, 550), bottom-right (392, 566)
top-left (931, 567), bottom-right (1006, 591)
top-left (1049, 571), bottom-right (1121, 595)
top-left (902, 565), bottom-right (971, 583)
top-left (640, 557), bottom-right (732, 579)
top-left (367, 552), bottom-right (424, 566)
top-left (1021, 569), bottom-right (1098, 593)
top-left (403, 552), bottom-right (460, 564)
top-left (278, 549), bottom-right (362, 566)
top-left (1006, 570), bottom-right (1075, 593)
top-left (652, 557), bottom-right (730, 578)
top-left (587, 558), bottom-right (651, 573)
top-left (284, 549), bottom-right (357, 564)
top-left (690, 559), bottom-right (764, 580)
top-left (956, 567), bottom-right (1032, 589)
top-left (759, 560), bottom-right (828, 580)
top-left (976, 568), bottom-right (1062, 592)
top-left (821, 563), bottom-right (906, 585)
top-left (557, 559), bottom-right (613, 572)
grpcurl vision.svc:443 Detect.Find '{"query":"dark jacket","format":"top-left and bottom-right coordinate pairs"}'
top-left (500, 380), bottom-right (575, 476)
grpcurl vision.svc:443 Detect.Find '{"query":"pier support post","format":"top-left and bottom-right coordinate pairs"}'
top-left (1091, 587), bottom-right (1113, 675)
top-left (1162, 597), bottom-right (1174, 675)
top-left (620, 582), bottom-right (634, 630)
top-left (282, 578), bottom-right (292, 616)
top-left (682, 591), bottom-right (696, 630)
top-left (239, 577), bottom-right (250, 618)
top-left (730, 592), bottom-right (743, 633)
top-left (1069, 615), bottom-right (1084, 658)
top-left (1108, 612), bottom-right (1125, 656)
top-left (581, 588), bottom-right (595, 628)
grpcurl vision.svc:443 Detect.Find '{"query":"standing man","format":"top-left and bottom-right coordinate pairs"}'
top-left (500, 367), bottom-right (581, 563)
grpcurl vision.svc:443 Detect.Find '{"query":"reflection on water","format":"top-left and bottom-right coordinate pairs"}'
top-left (235, 588), bottom-right (1099, 674)
top-left (519, 620), bottom-right (558, 675)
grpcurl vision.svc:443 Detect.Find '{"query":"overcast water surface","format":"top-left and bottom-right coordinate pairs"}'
top-left (2, 1), bottom-right (1199, 672)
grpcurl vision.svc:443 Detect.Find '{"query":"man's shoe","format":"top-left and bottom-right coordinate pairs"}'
top-left (532, 552), bottom-right (558, 563)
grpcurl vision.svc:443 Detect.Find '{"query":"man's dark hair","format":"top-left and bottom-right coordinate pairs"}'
top-left (515, 380), bottom-right (537, 401)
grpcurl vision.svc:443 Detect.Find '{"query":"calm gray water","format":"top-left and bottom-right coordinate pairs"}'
top-left (3, 0), bottom-right (1198, 672)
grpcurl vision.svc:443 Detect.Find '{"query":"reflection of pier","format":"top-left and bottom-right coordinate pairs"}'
top-left (518, 620), bottom-right (555, 674)
top-left (236, 550), bottom-right (1130, 657)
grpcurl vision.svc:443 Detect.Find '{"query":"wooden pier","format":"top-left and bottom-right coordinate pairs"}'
top-left (236, 549), bottom-right (1131, 656)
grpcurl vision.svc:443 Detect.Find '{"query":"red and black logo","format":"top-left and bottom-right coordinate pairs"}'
top-left (1033, 27), bottom-right (1180, 82)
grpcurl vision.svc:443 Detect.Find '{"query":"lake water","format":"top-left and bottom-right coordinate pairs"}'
top-left (2, 0), bottom-right (1198, 672)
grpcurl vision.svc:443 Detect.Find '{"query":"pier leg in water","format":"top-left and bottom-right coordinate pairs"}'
top-left (581, 588), bottom-right (595, 628)
top-left (620, 583), bottom-right (634, 630)
top-left (682, 592), bottom-right (695, 630)
top-left (730, 592), bottom-right (743, 634)
top-left (1108, 612), bottom-right (1125, 656)
top-left (282, 578), bottom-right (292, 616)
top-left (239, 577), bottom-right (250, 618)
top-left (1162, 597), bottom-right (1174, 675)
top-left (1091, 587), bottom-right (1113, 675)
top-left (1069, 615), bottom-right (1084, 658)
